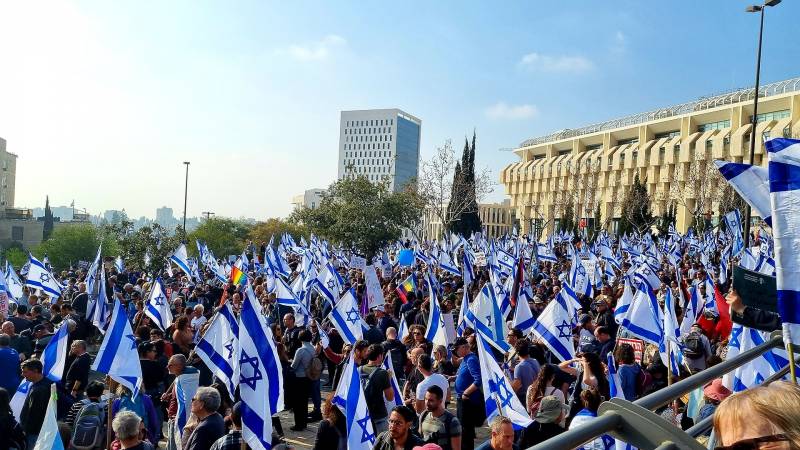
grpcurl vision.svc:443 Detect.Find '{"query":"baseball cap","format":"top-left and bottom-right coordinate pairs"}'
top-left (413, 445), bottom-right (444, 450)
top-left (535, 396), bottom-right (566, 423)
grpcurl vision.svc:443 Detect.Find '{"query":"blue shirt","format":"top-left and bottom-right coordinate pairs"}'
top-left (0, 347), bottom-right (20, 392)
top-left (617, 363), bottom-right (640, 401)
top-left (454, 352), bottom-right (481, 401)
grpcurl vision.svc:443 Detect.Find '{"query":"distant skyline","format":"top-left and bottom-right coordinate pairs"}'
top-left (0, 1), bottom-right (798, 219)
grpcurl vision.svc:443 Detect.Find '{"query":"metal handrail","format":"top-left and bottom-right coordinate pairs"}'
top-left (526, 332), bottom-right (785, 450)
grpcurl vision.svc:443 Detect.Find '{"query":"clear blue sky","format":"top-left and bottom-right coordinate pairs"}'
top-left (0, 1), bottom-right (797, 219)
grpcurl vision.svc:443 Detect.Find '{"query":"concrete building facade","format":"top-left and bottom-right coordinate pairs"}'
top-left (292, 188), bottom-right (326, 211)
top-left (0, 138), bottom-right (18, 208)
top-left (338, 109), bottom-right (421, 192)
top-left (422, 200), bottom-right (517, 240)
top-left (501, 77), bottom-right (800, 236)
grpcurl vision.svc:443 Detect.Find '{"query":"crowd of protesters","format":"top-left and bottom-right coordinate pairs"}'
top-left (0, 232), bottom-right (798, 450)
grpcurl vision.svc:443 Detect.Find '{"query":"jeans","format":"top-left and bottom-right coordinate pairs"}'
top-left (309, 379), bottom-right (321, 412)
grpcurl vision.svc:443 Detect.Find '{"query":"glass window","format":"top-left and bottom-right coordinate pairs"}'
top-left (654, 130), bottom-right (680, 139)
top-left (751, 109), bottom-right (790, 124)
top-left (697, 120), bottom-right (730, 132)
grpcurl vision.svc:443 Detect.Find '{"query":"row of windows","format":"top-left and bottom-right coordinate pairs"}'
top-left (752, 109), bottom-right (790, 124)
top-left (698, 120), bottom-right (730, 132)
top-left (344, 165), bottom-right (392, 174)
top-left (345, 134), bottom-right (392, 143)
top-left (345, 119), bottom-right (394, 127)
top-left (344, 127), bottom-right (392, 135)
top-left (345, 151), bottom-right (393, 158)
top-left (654, 130), bottom-right (680, 139)
top-left (344, 159), bottom-right (392, 167)
top-left (345, 143), bottom-right (392, 151)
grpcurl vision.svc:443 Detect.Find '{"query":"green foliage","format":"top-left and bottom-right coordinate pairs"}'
top-left (4, 247), bottom-right (27, 269)
top-left (448, 133), bottom-right (482, 235)
top-left (43, 196), bottom-right (54, 241)
top-left (559, 203), bottom-right (577, 234)
top-left (618, 173), bottom-right (654, 235)
top-left (116, 223), bottom-right (183, 273)
top-left (656, 203), bottom-right (677, 236)
top-left (292, 176), bottom-right (424, 259)
top-left (249, 218), bottom-right (309, 246)
top-left (35, 223), bottom-right (119, 270)
top-left (187, 217), bottom-right (253, 258)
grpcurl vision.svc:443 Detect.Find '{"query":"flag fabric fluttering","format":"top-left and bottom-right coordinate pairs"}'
top-left (41, 322), bottom-right (70, 382)
top-left (169, 243), bottom-right (194, 280)
top-left (239, 283), bottom-right (284, 450)
top-left (423, 271), bottom-right (449, 349)
top-left (195, 302), bottom-right (240, 396)
top-left (382, 352), bottom-right (404, 409)
top-left (465, 283), bottom-right (510, 352)
top-left (331, 354), bottom-right (377, 450)
top-left (395, 273), bottom-right (417, 304)
top-left (144, 278), bottom-right (173, 331)
top-left (476, 335), bottom-right (533, 430)
top-left (327, 289), bottom-right (365, 345)
top-left (10, 379), bottom-right (31, 422)
top-left (25, 253), bottom-right (62, 299)
top-left (714, 160), bottom-right (772, 226)
top-left (91, 299), bottom-right (143, 398)
top-left (174, 371), bottom-right (200, 446)
top-left (32, 384), bottom-right (65, 450)
top-left (530, 283), bottom-right (580, 362)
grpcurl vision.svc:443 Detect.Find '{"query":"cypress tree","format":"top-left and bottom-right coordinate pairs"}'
top-left (43, 196), bottom-right (54, 241)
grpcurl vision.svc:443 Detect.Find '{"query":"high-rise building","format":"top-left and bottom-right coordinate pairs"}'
top-left (501, 76), bottom-right (800, 236)
top-left (0, 138), bottom-right (18, 207)
top-left (338, 109), bottom-right (421, 192)
top-left (291, 189), bottom-right (326, 211)
top-left (156, 206), bottom-right (175, 227)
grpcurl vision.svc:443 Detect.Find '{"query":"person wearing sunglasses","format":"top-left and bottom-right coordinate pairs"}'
top-left (713, 381), bottom-right (800, 450)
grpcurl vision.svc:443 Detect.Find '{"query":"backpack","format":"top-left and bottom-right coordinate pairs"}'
top-left (307, 355), bottom-right (323, 381)
top-left (683, 331), bottom-right (705, 359)
top-left (71, 399), bottom-right (105, 450)
top-left (419, 410), bottom-right (455, 448)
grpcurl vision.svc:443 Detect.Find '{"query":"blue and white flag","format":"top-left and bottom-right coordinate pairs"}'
top-left (569, 255), bottom-right (593, 298)
top-left (332, 354), bottom-right (376, 450)
top-left (465, 283), bottom-right (510, 352)
top-left (196, 240), bottom-right (227, 283)
top-left (614, 279), bottom-right (634, 325)
top-left (88, 261), bottom-right (111, 333)
top-left (25, 254), bottom-right (62, 299)
top-left (715, 160), bottom-right (772, 226)
top-left (680, 284), bottom-right (702, 336)
top-left (239, 283), bottom-right (284, 450)
top-left (382, 353), bottom-right (403, 409)
top-left (174, 371), bottom-right (200, 445)
top-left (41, 322), bottom-right (70, 382)
top-left (476, 335), bottom-right (533, 429)
top-left (32, 384), bottom-right (64, 450)
top-left (267, 246), bottom-right (291, 278)
top-left (608, 353), bottom-right (624, 400)
top-left (633, 261), bottom-right (661, 293)
top-left (4, 262), bottom-right (23, 300)
top-left (114, 256), bottom-right (124, 273)
top-left (327, 288), bottom-right (364, 345)
top-left (144, 278), bottom-right (172, 331)
top-left (621, 282), bottom-right (663, 346)
top-left (723, 210), bottom-right (745, 257)
top-left (537, 242), bottom-right (558, 263)
top-left (169, 243), bottom-right (193, 279)
top-left (660, 288), bottom-right (683, 376)
top-left (196, 302), bottom-right (240, 395)
top-left (275, 277), bottom-right (310, 320)
top-left (462, 250), bottom-right (474, 286)
top-left (398, 312), bottom-right (409, 342)
top-left (766, 138), bottom-right (800, 347)
top-left (424, 271), bottom-right (449, 348)
top-left (512, 285), bottom-right (536, 336)
top-left (530, 283), bottom-right (579, 362)
top-left (91, 299), bottom-right (143, 397)
top-left (316, 263), bottom-right (343, 307)
top-left (728, 325), bottom-right (783, 392)
top-left (456, 288), bottom-right (470, 337)
top-left (10, 379), bottom-right (30, 422)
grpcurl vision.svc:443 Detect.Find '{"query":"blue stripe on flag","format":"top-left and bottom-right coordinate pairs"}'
top-left (196, 340), bottom-right (235, 381)
top-left (768, 161), bottom-right (800, 193)
top-left (778, 289), bottom-right (800, 324)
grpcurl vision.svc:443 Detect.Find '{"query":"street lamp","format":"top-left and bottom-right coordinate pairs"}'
top-left (182, 161), bottom-right (190, 239)
top-left (742, 0), bottom-right (780, 248)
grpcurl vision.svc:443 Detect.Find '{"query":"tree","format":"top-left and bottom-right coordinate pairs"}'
top-left (418, 138), bottom-right (493, 238)
top-left (292, 175), bottom-right (424, 259)
top-left (559, 203), bottom-right (576, 234)
top-left (43, 196), bottom-right (54, 241)
top-left (656, 203), bottom-right (677, 236)
top-left (619, 174), bottom-right (655, 235)
top-left (249, 218), bottom-right (309, 246)
top-left (187, 217), bottom-right (253, 258)
top-left (35, 224), bottom-right (119, 270)
top-left (119, 224), bottom-right (183, 273)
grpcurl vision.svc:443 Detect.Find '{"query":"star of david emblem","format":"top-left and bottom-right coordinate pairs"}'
top-left (153, 294), bottom-right (166, 306)
top-left (495, 284), bottom-right (505, 295)
top-left (39, 272), bottom-right (50, 283)
top-left (125, 334), bottom-right (138, 350)
top-left (642, 267), bottom-right (652, 276)
top-left (345, 307), bottom-right (361, 325)
top-left (224, 338), bottom-right (235, 359)
top-left (239, 350), bottom-right (263, 390)
top-left (556, 320), bottom-right (573, 339)
top-left (729, 326), bottom-right (743, 349)
top-left (492, 374), bottom-right (514, 408)
top-left (326, 279), bottom-right (337, 290)
top-left (485, 313), bottom-right (493, 327)
top-left (357, 413), bottom-right (375, 444)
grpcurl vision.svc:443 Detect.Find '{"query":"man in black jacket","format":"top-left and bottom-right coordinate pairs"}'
top-left (726, 290), bottom-right (781, 332)
top-left (20, 359), bottom-right (53, 448)
top-left (65, 340), bottom-right (91, 398)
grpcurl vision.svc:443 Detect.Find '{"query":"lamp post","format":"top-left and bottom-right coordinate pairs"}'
top-left (182, 161), bottom-right (190, 240)
top-left (742, 0), bottom-right (780, 248)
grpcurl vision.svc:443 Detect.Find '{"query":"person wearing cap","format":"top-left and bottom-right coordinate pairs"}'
top-left (372, 405), bottom-right (424, 450)
top-left (209, 401), bottom-right (243, 450)
top-left (475, 416), bottom-right (516, 450)
top-left (531, 296), bottom-right (546, 319)
top-left (592, 294), bottom-right (618, 337)
top-left (375, 305), bottom-right (397, 337)
top-left (697, 378), bottom-right (731, 424)
top-left (453, 336), bottom-right (484, 450)
top-left (518, 396), bottom-right (566, 448)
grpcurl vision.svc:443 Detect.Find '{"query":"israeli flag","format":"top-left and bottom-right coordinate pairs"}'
top-left (10, 379), bottom-right (30, 421)
top-left (608, 353), bottom-right (624, 400)
top-left (424, 272), bottom-right (449, 348)
top-left (316, 263), bottom-right (343, 306)
top-left (196, 302), bottom-right (240, 395)
top-left (569, 255), bottom-right (593, 298)
top-left (531, 283), bottom-right (580, 362)
top-left (87, 262), bottom-right (111, 333)
top-left (32, 384), bottom-right (64, 450)
top-left (620, 282), bottom-right (664, 346)
top-left (476, 335), bottom-right (533, 429)
top-left (275, 277), bottom-right (310, 322)
top-left (327, 288), bottom-right (364, 345)
top-left (512, 284), bottom-right (535, 336)
top-left (239, 283), bottom-right (284, 450)
top-left (729, 326), bottom-right (783, 392)
top-left (41, 322), bottom-right (70, 382)
top-left (382, 352), bottom-right (403, 408)
top-left (25, 254), bottom-right (62, 299)
top-left (438, 251), bottom-right (461, 277)
top-left (715, 160), bottom-right (772, 226)
top-left (680, 284), bottom-right (702, 336)
top-left (462, 250), bottom-right (474, 286)
top-left (723, 210), bottom-right (745, 258)
top-left (660, 288), bottom-right (683, 376)
top-left (196, 240), bottom-right (227, 283)
top-left (537, 242), bottom-right (558, 263)
top-left (633, 261), bottom-right (661, 293)
top-left (331, 354), bottom-right (377, 450)
top-left (613, 279), bottom-right (634, 325)
top-left (91, 299), bottom-right (143, 397)
top-left (144, 278), bottom-right (172, 331)
top-left (174, 371), bottom-right (200, 445)
top-left (114, 256), bottom-right (124, 273)
top-left (267, 246), bottom-right (291, 278)
top-left (4, 262), bottom-right (23, 300)
top-left (465, 283), bottom-right (510, 352)
top-left (169, 243), bottom-right (193, 279)
top-left (398, 312), bottom-right (409, 342)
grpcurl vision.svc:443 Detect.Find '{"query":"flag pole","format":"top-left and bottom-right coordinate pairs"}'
top-left (786, 338), bottom-right (797, 384)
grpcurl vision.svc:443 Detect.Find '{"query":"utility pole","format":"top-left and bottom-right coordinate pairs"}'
top-left (182, 161), bottom-right (190, 240)
top-left (202, 211), bottom-right (215, 220)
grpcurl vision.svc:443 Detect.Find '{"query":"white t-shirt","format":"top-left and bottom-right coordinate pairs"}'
top-left (191, 315), bottom-right (208, 342)
top-left (416, 373), bottom-right (450, 401)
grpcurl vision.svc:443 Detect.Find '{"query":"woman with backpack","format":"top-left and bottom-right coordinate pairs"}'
top-left (0, 388), bottom-right (25, 450)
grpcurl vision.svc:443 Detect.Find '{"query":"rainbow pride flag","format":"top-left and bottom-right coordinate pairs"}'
top-left (395, 273), bottom-right (417, 303)
top-left (230, 265), bottom-right (246, 286)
